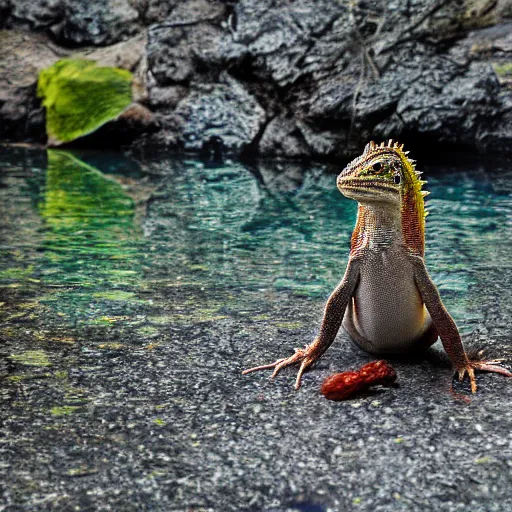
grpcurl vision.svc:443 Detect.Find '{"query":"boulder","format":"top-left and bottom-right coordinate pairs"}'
top-left (146, 0), bottom-right (226, 86)
top-left (166, 73), bottom-right (266, 152)
top-left (0, 30), bottom-right (57, 142)
top-left (0, 29), bottom-right (150, 144)
top-left (2, 0), bottom-right (64, 29)
top-left (51, 0), bottom-right (140, 46)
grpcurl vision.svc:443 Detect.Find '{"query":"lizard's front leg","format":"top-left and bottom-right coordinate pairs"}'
top-left (243, 258), bottom-right (361, 389)
top-left (412, 256), bottom-right (512, 392)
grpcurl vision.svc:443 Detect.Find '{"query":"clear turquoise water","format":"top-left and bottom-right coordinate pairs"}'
top-left (2, 148), bottom-right (510, 341)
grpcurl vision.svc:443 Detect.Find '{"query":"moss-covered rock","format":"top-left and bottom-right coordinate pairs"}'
top-left (37, 59), bottom-right (133, 145)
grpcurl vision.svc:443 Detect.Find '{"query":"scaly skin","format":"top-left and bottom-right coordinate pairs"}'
top-left (243, 140), bottom-right (512, 393)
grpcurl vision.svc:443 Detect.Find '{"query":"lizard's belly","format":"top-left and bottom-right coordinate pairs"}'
top-left (343, 250), bottom-right (431, 353)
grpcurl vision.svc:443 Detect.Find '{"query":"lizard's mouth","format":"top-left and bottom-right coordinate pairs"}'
top-left (337, 177), bottom-right (398, 196)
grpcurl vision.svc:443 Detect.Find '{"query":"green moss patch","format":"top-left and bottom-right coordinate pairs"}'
top-left (0, 266), bottom-right (34, 281)
top-left (274, 321), bottom-right (304, 330)
top-left (37, 59), bottom-right (133, 145)
top-left (92, 291), bottom-right (136, 301)
top-left (9, 350), bottom-right (50, 367)
top-left (493, 63), bottom-right (512, 77)
top-left (49, 406), bottom-right (81, 416)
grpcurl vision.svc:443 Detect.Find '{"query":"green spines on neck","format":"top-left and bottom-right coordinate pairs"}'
top-left (394, 146), bottom-right (428, 256)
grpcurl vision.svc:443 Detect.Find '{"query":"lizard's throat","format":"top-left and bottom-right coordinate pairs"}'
top-left (350, 202), bottom-right (402, 255)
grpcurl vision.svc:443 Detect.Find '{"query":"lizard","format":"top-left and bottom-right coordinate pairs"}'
top-left (243, 140), bottom-right (512, 393)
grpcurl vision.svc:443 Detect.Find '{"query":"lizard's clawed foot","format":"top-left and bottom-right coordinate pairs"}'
top-left (243, 345), bottom-right (319, 389)
top-left (457, 360), bottom-right (512, 393)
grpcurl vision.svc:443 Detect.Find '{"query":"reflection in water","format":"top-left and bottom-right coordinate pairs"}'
top-left (42, 150), bottom-right (135, 232)
top-left (143, 160), bottom-right (353, 297)
top-left (36, 151), bottom-right (143, 322)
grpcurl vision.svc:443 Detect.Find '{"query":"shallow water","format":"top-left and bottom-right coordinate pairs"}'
top-left (1, 147), bottom-right (512, 510)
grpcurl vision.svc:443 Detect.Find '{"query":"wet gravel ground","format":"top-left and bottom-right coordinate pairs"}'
top-left (1, 147), bottom-right (511, 511)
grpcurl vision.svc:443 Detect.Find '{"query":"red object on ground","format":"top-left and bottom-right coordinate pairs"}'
top-left (321, 360), bottom-right (397, 401)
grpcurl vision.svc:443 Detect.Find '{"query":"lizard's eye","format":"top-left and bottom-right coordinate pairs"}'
top-left (372, 162), bottom-right (382, 172)
top-left (394, 175), bottom-right (401, 184)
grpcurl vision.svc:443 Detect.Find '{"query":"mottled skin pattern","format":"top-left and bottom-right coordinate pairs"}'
top-left (244, 140), bottom-right (512, 392)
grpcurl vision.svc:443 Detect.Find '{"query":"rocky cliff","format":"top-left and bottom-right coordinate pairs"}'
top-left (1, 0), bottom-right (512, 159)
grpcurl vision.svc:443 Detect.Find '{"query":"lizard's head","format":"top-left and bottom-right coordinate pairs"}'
top-left (338, 140), bottom-right (429, 256)
top-left (337, 140), bottom-right (422, 205)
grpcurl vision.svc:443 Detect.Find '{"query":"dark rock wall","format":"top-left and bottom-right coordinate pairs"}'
top-left (1, 0), bottom-right (512, 159)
